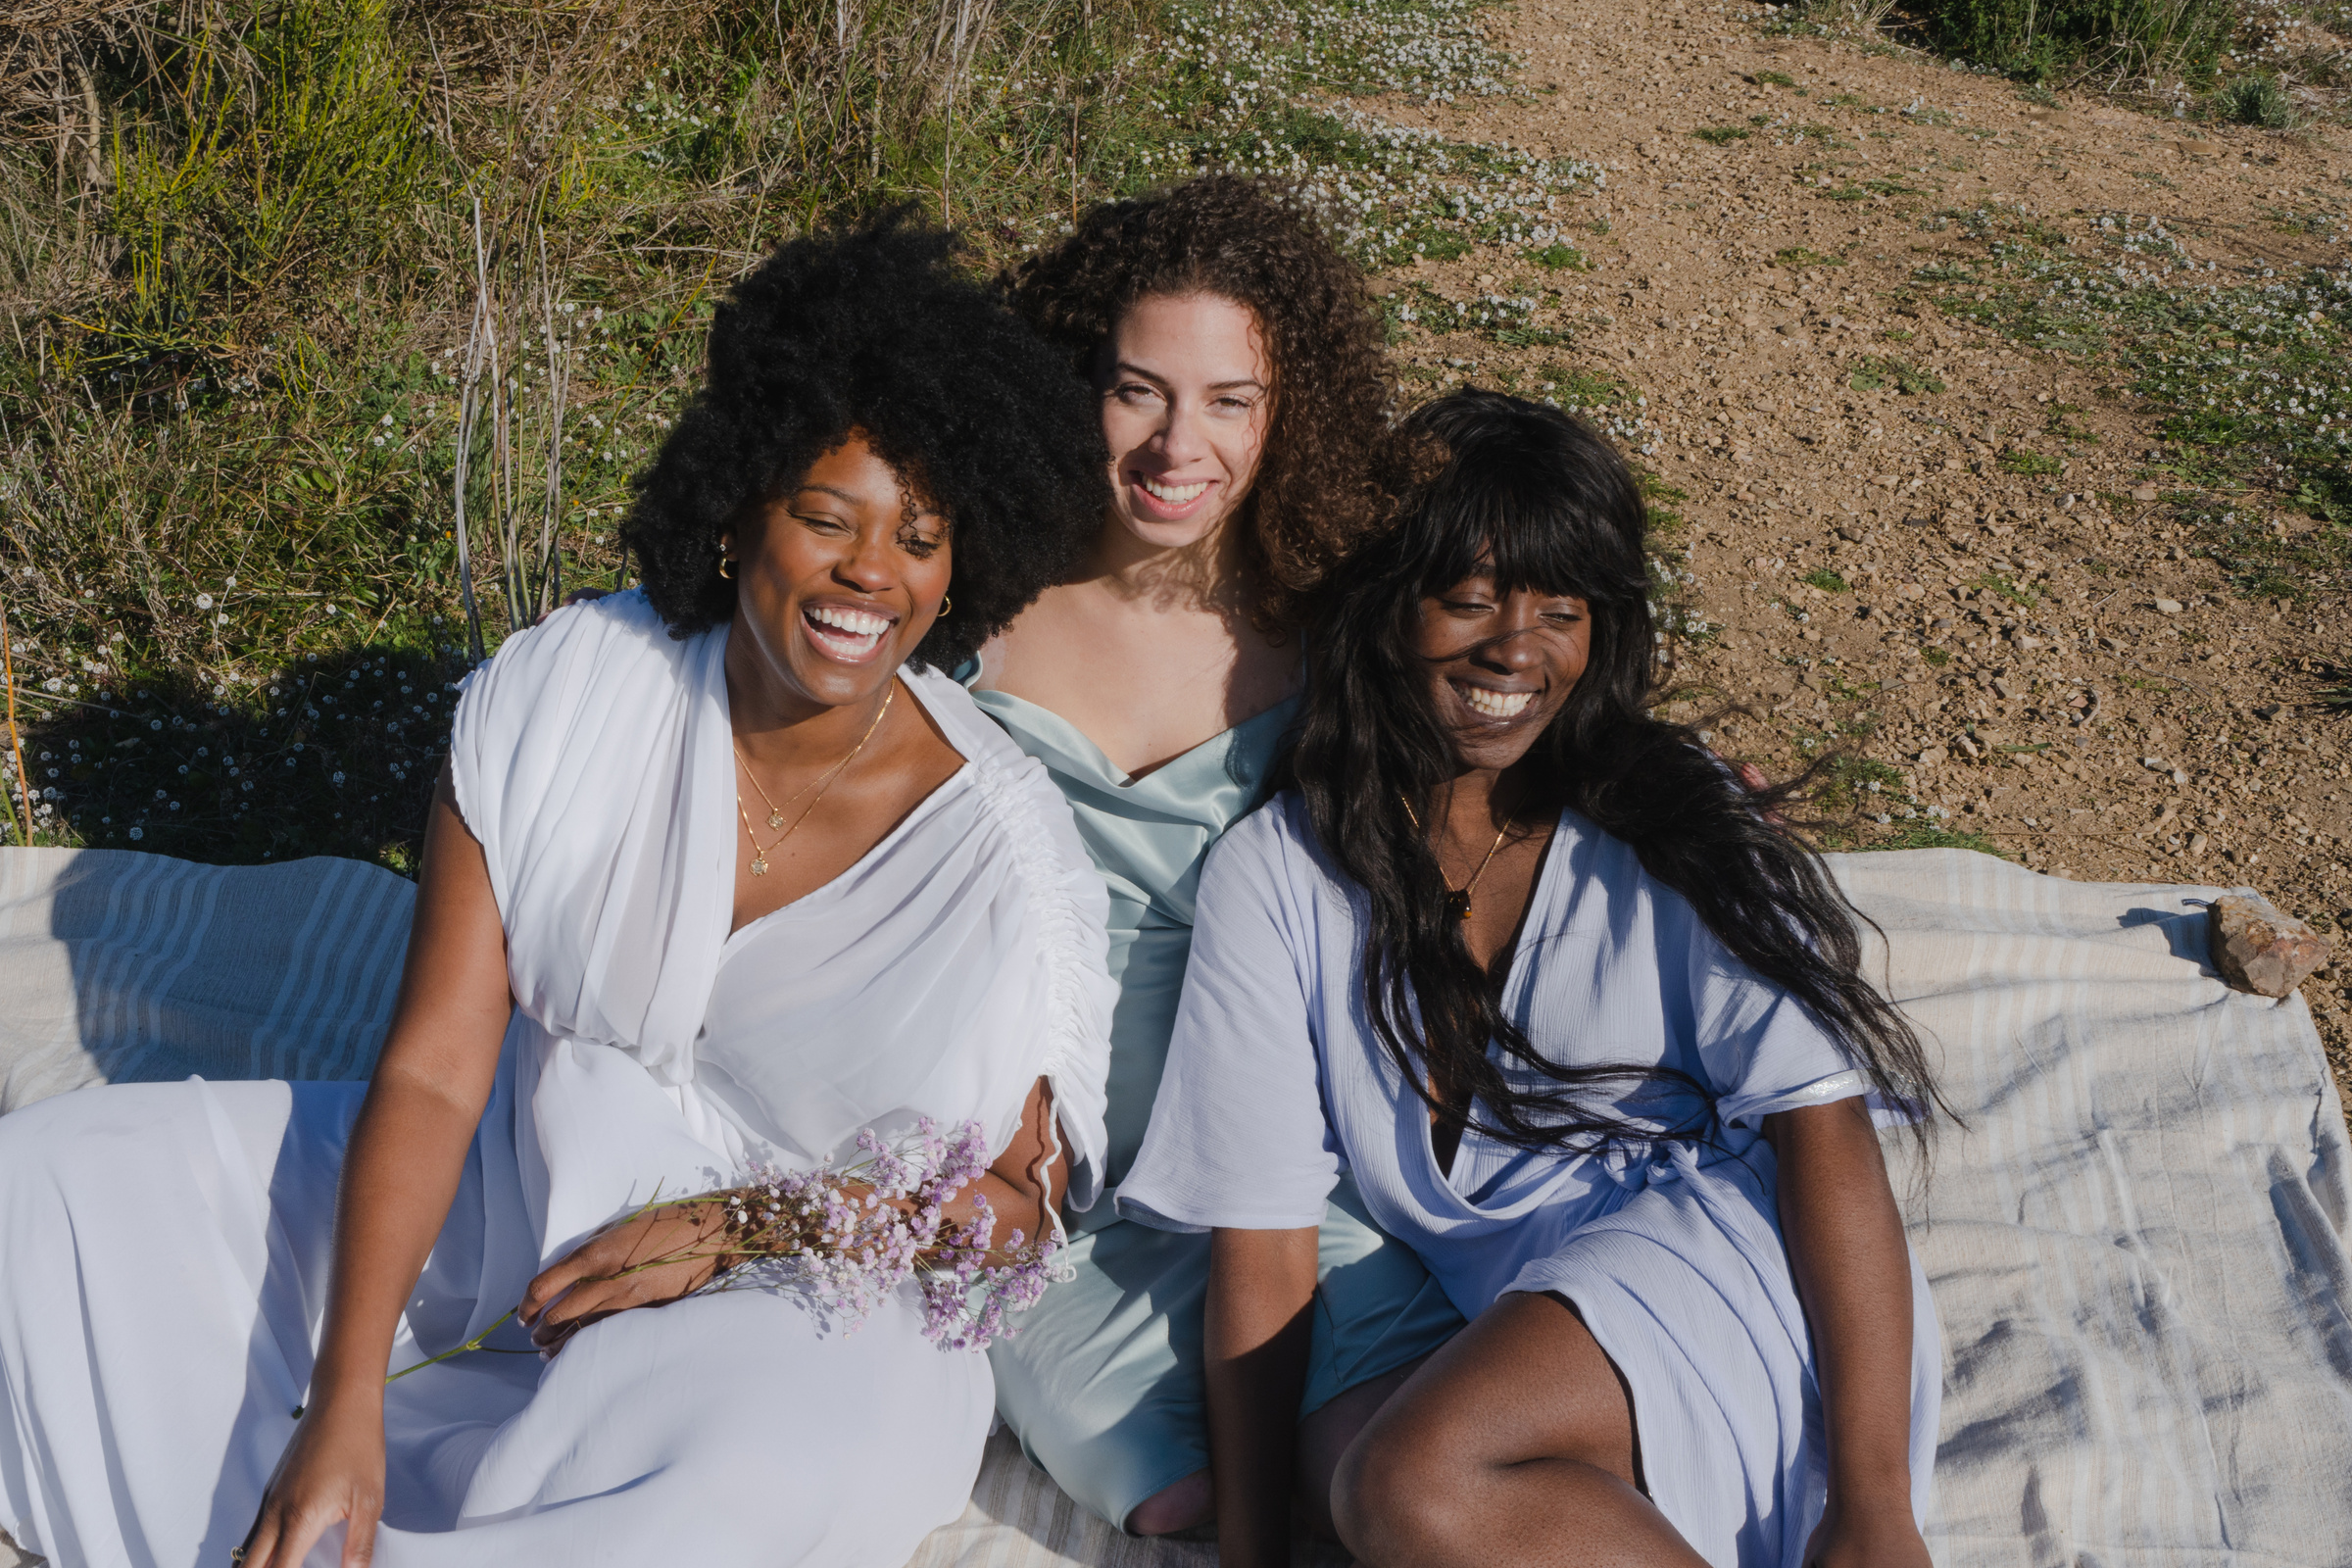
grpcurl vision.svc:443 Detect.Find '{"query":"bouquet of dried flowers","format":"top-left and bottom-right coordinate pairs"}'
top-left (389, 1116), bottom-right (1063, 1388)
top-left (711, 1115), bottom-right (1067, 1350)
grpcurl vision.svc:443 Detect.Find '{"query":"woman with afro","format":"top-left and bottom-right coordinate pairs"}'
top-left (966, 174), bottom-right (1465, 1537)
top-left (0, 214), bottom-right (1120, 1568)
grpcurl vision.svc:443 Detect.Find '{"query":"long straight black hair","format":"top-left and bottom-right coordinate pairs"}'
top-left (1276, 388), bottom-right (1942, 1155)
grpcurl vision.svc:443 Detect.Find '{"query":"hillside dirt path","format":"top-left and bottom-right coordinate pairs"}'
top-left (1373, 0), bottom-right (2352, 1076)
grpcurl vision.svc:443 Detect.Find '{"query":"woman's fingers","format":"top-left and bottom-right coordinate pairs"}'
top-left (517, 1252), bottom-right (593, 1325)
top-left (519, 1205), bottom-right (728, 1348)
top-left (342, 1493), bottom-right (384, 1568)
top-left (237, 1509), bottom-right (280, 1568)
top-left (245, 1487), bottom-right (372, 1568)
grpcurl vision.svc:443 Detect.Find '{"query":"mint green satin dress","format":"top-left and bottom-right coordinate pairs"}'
top-left (965, 674), bottom-right (1464, 1532)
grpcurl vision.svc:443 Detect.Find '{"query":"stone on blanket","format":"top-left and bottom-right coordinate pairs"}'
top-left (2209, 893), bottom-right (2331, 999)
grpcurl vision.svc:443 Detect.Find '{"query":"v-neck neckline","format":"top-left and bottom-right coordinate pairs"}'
top-left (966, 654), bottom-right (1297, 791)
top-left (1413, 806), bottom-right (1571, 1203)
top-left (718, 662), bottom-right (973, 945)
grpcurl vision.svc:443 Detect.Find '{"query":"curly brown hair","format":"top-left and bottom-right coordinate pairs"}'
top-left (1002, 174), bottom-right (1406, 631)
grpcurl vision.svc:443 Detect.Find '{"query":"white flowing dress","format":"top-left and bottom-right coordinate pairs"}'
top-left (1118, 796), bottom-right (1939, 1568)
top-left (0, 590), bottom-right (1115, 1568)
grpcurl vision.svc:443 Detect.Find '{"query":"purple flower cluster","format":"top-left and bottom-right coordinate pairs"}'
top-left (706, 1117), bottom-right (1062, 1352)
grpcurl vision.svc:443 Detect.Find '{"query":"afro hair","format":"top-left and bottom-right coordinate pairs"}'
top-left (622, 210), bottom-right (1107, 668)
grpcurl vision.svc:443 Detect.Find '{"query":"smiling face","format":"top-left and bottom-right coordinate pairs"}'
top-left (1413, 571), bottom-right (1593, 775)
top-left (723, 432), bottom-right (951, 716)
top-left (1097, 291), bottom-right (1273, 553)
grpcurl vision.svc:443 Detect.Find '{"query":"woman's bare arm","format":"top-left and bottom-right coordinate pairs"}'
top-left (1206, 1225), bottom-right (1319, 1568)
top-left (1768, 1097), bottom-right (1932, 1568)
top-left (243, 774), bottom-right (515, 1568)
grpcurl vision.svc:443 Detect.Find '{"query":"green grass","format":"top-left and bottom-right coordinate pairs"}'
top-left (1900, 204), bottom-right (2349, 604)
top-left (1528, 242), bottom-right (1589, 270)
top-left (1969, 572), bottom-right (2042, 607)
top-left (1912, 260), bottom-right (1979, 283)
top-left (4, 0), bottom-right (1594, 866)
top-left (1849, 818), bottom-right (2008, 855)
top-left (2218, 74), bottom-right (2299, 128)
top-left (1751, 70), bottom-right (1797, 87)
top-left (1848, 356), bottom-right (1946, 395)
top-left (1799, 567), bottom-right (1852, 593)
top-left (1692, 126), bottom-right (1752, 145)
top-left (1773, 246), bottom-right (1843, 269)
top-left (1902, 0), bottom-right (2234, 85)
top-left (2044, 403), bottom-right (2098, 442)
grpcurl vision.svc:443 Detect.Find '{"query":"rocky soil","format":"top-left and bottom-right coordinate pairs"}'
top-left (1375, 0), bottom-right (2352, 1078)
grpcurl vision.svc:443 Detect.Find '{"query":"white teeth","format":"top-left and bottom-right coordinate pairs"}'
top-left (1461, 687), bottom-right (1534, 719)
top-left (1140, 476), bottom-right (1209, 504)
top-left (808, 605), bottom-right (889, 640)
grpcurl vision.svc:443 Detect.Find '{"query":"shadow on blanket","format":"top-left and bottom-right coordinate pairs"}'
top-left (4, 845), bottom-right (2349, 1568)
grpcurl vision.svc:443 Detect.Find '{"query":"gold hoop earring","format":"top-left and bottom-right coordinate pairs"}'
top-left (937, 595), bottom-right (952, 617)
top-left (717, 557), bottom-right (736, 580)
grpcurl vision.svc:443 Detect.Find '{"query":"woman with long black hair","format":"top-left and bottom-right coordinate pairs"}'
top-left (1119, 389), bottom-right (1944, 1568)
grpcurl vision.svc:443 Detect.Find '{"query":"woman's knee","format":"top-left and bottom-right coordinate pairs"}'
top-left (1330, 1417), bottom-right (1475, 1564)
top-left (1125, 1469), bottom-right (1212, 1536)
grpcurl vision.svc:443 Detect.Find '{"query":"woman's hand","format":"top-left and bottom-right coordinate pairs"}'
top-left (518, 1200), bottom-right (734, 1354)
top-left (237, 1396), bottom-right (385, 1568)
top-left (1803, 1500), bottom-right (1933, 1568)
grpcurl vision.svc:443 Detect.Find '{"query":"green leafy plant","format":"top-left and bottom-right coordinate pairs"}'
top-left (1848, 356), bottom-right (1946, 395)
top-left (1999, 447), bottom-right (2064, 475)
top-left (1528, 242), bottom-right (1588, 270)
top-left (2044, 404), bottom-right (2098, 441)
top-left (1752, 69), bottom-right (1797, 86)
top-left (1799, 567), bottom-right (1851, 593)
top-left (1773, 246), bottom-right (1843, 269)
top-left (1692, 126), bottom-right (1751, 145)
top-left (1970, 572), bottom-right (2041, 606)
top-left (2219, 74), bottom-right (2299, 128)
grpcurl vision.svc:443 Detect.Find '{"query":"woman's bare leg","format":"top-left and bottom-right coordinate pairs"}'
top-left (1330, 1293), bottom-right (1707, 1568)
top-left (1127, 1471), bottom-right (1213, 1535)
top-left (1295, 1359), bottom-right (1424, 1540)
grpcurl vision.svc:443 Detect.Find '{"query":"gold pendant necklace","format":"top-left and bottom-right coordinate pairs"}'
top-left (1400, 792), bottom-right (1515, 921)
top-left (734, 684), bottom-right (895, 877)
top-left (736, 740), bottom-right (825, 829)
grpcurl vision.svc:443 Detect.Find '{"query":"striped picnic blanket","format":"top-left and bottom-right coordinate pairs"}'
top-left (3, 845), bottom-right (2347, 1567)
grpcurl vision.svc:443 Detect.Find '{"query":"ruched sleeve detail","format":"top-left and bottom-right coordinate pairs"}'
top-left (952, 684), bottom-right (1116, 1212)
top-left (1117, 808), bottom-right (1340, 1233)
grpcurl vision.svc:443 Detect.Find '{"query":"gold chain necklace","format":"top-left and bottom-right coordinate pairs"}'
top-left (1400, 791), bottom-right (1515, 922)
top-left (737, 740), bottom-right (826, 829)
top-left (733, 684), bottom-right (895, 877)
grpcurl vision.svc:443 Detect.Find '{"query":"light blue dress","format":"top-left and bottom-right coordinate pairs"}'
top-left (964, 677), bottom-right (1463, 1531)
top-left (1120, 796), bottom-right (1942, 1568)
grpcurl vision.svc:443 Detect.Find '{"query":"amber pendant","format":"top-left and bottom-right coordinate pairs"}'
top-left (1446, 890), bottom-right (1473, 921)
top-left (749, 854), bottom-right (769, 876)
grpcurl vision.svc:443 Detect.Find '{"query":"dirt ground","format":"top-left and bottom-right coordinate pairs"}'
top-left (1375, 0), bottom-right (2352, 1078)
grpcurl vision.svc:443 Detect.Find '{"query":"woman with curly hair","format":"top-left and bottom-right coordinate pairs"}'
top-left (967, 174), bottom-right (1464, 1537)
top-left (1122, 390), bottom-right (1943, 1568)
top-left (0, 215), bottom-right (1116, 1568)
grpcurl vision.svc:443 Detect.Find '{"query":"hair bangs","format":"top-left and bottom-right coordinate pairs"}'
top-left (1399, 392), bottom-right (1649, 613)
